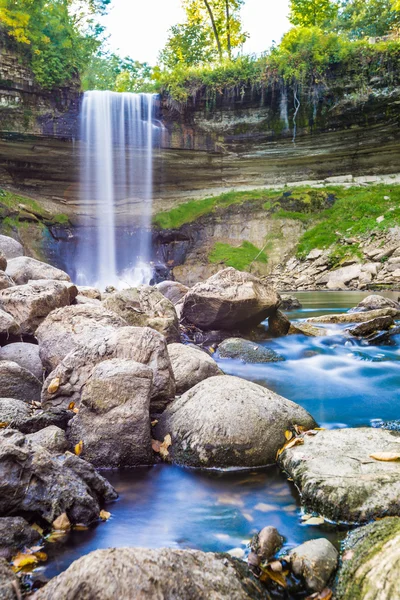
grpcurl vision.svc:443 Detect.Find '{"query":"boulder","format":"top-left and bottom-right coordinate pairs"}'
top-left (367, 325), bottom-right (400, 345)
top-left (68, 359), bottom-right (153, 467)
top-left (280, 295), bottom-right (302, 311)
top-left (36, 304), bottom-right (128, 372)
top-left (74, 295), bottom-right (102, 306)
top-left (0, 309), bottom-right (20, 338)
top-left (0, 271), bottom-right (14, 291)
top-left (0, 253), bottom-right (6, 272)
top-left (268, 310), bottom-right (291, 336)
top-left (155, 375), bottom-right (316, 468)
top-left (42, 327), bottom-right (175, 415)
top-left (307, 307), bottom-right (400, 324)
top-left (0, 398), bottom-right (31, 424)
top-left (77, 286), bottom-right (101, 300)
top-left (181, 268), bottom-right (280, 331)
top-left (0, 361), bottom-right (41, 403)
top-left (349, 294), bottom-right (400, 313)
top-left (278, 428), bottom-right (400, 523)
top-left (156, 280), bottom-right (189, 305)
top-left (0, 343), bottom-right (43, 379)
top-left (33, 547), bottom-right (269, 600)
top-left (346, 315), bottom-right (394, 337)
top-left (290, 538), bottom-right (338, 593)
top-left (0, 558), bottom-right (20, 600)
top-left (288, 322), bottom-right (328, 337)
top-left (26, 425), bottom-right (68, 454)
top-left (103, 286), bottom-right (180, 343)
top-left (6, 256), bottom-right (70, 286)
top-left (0, 517), bottom-right (41, 560)
top-left (0, 235), bottom-right (23, 260)
top-left (251, 526), bottom-right (283, 562)
top-left (325, 264), bottom-right (363, 289)
top-left (0, 429), bottom-right (117, 525)
top-left (167, 343), bottom-right (222, 394)
top-left (217, 338), bottom-right (284, 363)
top-left (335, 518), bottom-right (400, 600)
top-left (10, 407), bottom-right (72, 434)
top-left (0, 281), bottom-right (75, 335)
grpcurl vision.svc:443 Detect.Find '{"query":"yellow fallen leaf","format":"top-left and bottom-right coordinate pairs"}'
top-left (260, 566), bottom-right (287, 588)
top-left (159, 434), bottom-right (172, 459)
top-left (53, 512), bottom-right (71, 531)
top-left (68, 401), bottom-right (75, 410)
top-left (74, 440), bottom-right (84, 456)
top-left (0, 422), bottom-right (9, 428)
top-left (12, 552), bottom-right (38, 571)
top-left (73, 524), bottom-right (89, 531)
top-left (31, 523), bottom-right (44, 536)
top-left (285, 430), bottom-right (293, 441)
top-left (304, 516), bottom-right (325, 526)
top-left (370, 452), bottom-right (400, 462)
top-left (99, 510), bottom-right (111, 521)
top-left (34, 551), bottom-right (47, 562)
top-left (46, 531), bottom-right (68, 542)
top-left (47, 377), bottom-right (60, 394)
top-left (151, 420), bottom-right (158, 426)
top-left (72, 407), bottom-right (79, 414)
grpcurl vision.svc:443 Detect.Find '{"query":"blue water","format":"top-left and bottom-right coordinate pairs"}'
top-left (40, 291), bottom-right (400, 580)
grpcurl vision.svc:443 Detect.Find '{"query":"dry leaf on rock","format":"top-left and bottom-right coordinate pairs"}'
top-left (53, 512), bottom-right (71, 531)
top-left (47, 377), bottom-right (60, 394)
top-left (12, 553), bottom-right (39, 571)
top-left (306, 588), bottom-right (332, 600)
top-left (152, 435), bottom-right (172, 459)
top-left (285, 430), bottom-right (293, 441)
top-left (0, 422), bottom-right (9, 428)
top-left (68, 401), bottom-right (75, 410)
top-left (370, 452), bottom-right (400, 462)
top-left (99, 510), bottom-right (111, 521)
top-left (260, 565), bottom-right (287, 588)
top-left (74, 440), bottom-right (83, 456)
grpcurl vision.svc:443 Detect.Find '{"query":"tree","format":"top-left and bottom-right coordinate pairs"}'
top-left (159, 22), bottom-right (217, 69)
top-left (335, 0), bottom-right (400, 38)
top-left (289, 0), bottom-right (338, 27)
top-left (82, 51), bottom-right (154, 92)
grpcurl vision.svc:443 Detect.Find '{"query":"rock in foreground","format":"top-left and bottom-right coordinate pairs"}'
top-left (181, 268), bottom-right (280, 331)
top-left (217, 338), bottom-right (284, 363)
top-left (278, 428), bottom-right (400, 523)
top-left (6, 256), bottom-right (70, 285)
top-left (0, 343), bottom-right (43, 379)
top-left (155, 375), bottom-right (316, 468)
top-left (336, 517), bottom-right (400, 600)
top-left (0, 517), bottom-right (41, 560)
top-left (34, 547), bottom-right (269, 600)
top-left (168, 343), bottom-right (222, 394)
top-left (0, 361), bottom-right (42, 403)
top-left (290, 538), bottom-right (338, 593)
top-left (0, 558), bottom-right (20, 599)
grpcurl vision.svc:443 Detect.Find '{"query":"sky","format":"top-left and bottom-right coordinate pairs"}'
top-left (100, 0), bottom-right (291, 64)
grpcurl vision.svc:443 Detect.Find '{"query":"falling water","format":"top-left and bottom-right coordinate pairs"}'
top-left (77, 91), bottom-right (160, 289)
top-left (279, 87), bottom-right (289, 132)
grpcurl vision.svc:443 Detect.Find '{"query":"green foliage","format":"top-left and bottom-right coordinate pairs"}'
top-left (209, 240), bottom-right (268, 271)
top-left (335, 0), bottom-right (400, 39)
top-left (82, 52), bottom-right (155, 92)
top-left (289, 0), bottom-right (338, 28)
top-left (159, 21), bottom-right (217, 69)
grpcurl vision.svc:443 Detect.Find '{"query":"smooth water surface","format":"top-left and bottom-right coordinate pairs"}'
top-left (41, 291), bottom-right (400, 578)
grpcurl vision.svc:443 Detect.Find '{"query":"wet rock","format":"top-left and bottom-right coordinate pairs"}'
top-left (77, 286), bottom-right (101, 300)
top-left (6, 256), bottom-right (70, 285)
top-left (307, 307), bottom-right (400, 325)
top-left (268, 310), bottom-right (290, 337)
top-left (167, 343), bottom-right (222, 394)
top-left (156, 280), bottom-right (189, 305)
top-left (280, 295), bottom-right (302, 311)
top-left (367, 325), bottom-right (400, 345)
top-left (155, 375), bottom-right (316, 468)
top-left (0, 398), bottom-right (31, 424)
top-left (0, 343), bottom-right (43, 379)
top-left (68, 359), bottom-right (153, 467)
top-left (42, 327), bottom-right (175, 415)
top-left (0, 429), bottom-right (117, 525)
top-left (288, 322), bottom-right (328, 337)
top-left (0, 281), bottom-right (74, 335)
top-left (0, 235), bottom-right (24, 260)
top-left (26, 425), bottom-right (68, 454)
top-left (0, 361), bottom-right (41, 403)
top-left (181, 268), bottom-right (280, 331)
top-left (349, 294), bottom-right (400, 313)
top-left (12, 407), bottom-right (72, 434)
top-left (278, 428), bottom-right (400, 523)
top-left (36, 304), bottom-right (127, 372)
top-left (336, 517), bottom-right (400, 600)
top-left (33, 547), bottom-right (269, 600)
top-left (251, 526), bottom-right (283, 562)
top-left (290, 538), bottom-right (338, 593)
top-left (346, 315), bottom-right (394, 337)
top-left (217, 338), bottom-right (284, 363)
top-left (0, 558), bottom-right (20, 599)
top-left (103, 286), bottom-right (180, 343)
top-left (0, 517), bottom-right (41, 560)
top-left (0, 271), bottom-right (14, 291)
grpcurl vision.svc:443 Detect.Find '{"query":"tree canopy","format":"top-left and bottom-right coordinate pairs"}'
top-left (289, 0), bottom-right (338, 28)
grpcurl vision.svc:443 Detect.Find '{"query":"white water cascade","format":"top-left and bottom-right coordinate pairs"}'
top-left (77, 91), bottom-right (160, 289)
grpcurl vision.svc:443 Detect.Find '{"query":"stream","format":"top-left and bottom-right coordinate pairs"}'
top-left (40, 290), bottom-right (400, 580)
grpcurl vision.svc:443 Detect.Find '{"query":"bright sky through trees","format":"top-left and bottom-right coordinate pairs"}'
top-left (100, 0), bottom-right (291, 64)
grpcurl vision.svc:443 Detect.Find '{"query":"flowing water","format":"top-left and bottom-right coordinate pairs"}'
top-left (77, 91), bottom-right (160, 289)
top-left (39, 290), bottom-right (400, 580)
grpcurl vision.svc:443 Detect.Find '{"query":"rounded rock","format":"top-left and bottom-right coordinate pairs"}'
top-left (167, 343), bottom-right (223, 394)
top-left (0, 343), bottom-right (43, 380)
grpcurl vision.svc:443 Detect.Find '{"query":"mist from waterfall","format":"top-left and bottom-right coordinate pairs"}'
top-left (77, 91), bottom-right (160, 289)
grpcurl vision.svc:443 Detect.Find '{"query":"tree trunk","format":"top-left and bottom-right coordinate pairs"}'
top-left (203, 0), bottom-right (223, 60)
top-left (225, 0), bottom-right (231, 59)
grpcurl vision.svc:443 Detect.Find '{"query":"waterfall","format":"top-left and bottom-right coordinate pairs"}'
top-left (77, 91), bottom-right (160, 289)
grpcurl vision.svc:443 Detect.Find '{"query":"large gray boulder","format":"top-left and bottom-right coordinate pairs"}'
top-left (0, 235), bottom-right (23, 260)
top-left (0, 429), bottom-right (117, 525)
top-left (0, 558), bottom-right (20, 599)
top-left (6, 256), bottom-right (70, 285)
top-left (0, 343), bottom-right (43, 379)
top-left (0, 309), bottom-right (20, 338)
top-left (349, 294), bottom-right (400, 313)
top-left (156, 280), bottom-right (189, 305)
top-left (9, 407), bottom-right (72, 435)
top-left (0, 281), bottom-right (76, 335)
top-left (0, 398), bottom-right (31, 424)
top-left (167, 343), bottom-right (222, 394)
top-left (0, 517), bottom-right (41, 560)
top-left (42, 327), bottom-right (175, 414)
top-left (181, 268), bottom-right (280, 331)
top-left (0, 361), bottom-right (41, 403)
top-left (336, 518), bottom-right (400, 600)
top-left (217, 338), bottom-right (284, 363)
top-left (346, 315), bottom-right (394, 337)
top-left (307, 307), bottom-right (400, 325)
top-left (155, 375), bottom-right (316, 468)
top-left (34, 547), bottom-right (269, 600)
top-left (103, 286), bottom-right (180, 343)
top-left (278, 428), bottom-right (400, 523)
top-left (26, 425), bottom-right (68, 454)
top-left (36, 304), bottom-right (128, 372)
top-left (68, 359), bottom-right (153, 467)
top-left (290, 538), bottom-right (338, 593)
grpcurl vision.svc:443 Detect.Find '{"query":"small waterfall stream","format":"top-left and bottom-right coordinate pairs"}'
top-left (77, 91), bottom-right (160, 289)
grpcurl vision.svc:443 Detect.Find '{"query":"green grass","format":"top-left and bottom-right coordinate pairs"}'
top-left (52, 213), bottom-right (70, 225)
top-left (0, 188), bottom-right (49, 218)
top-left (209, 241), bottom-right (268, 271)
